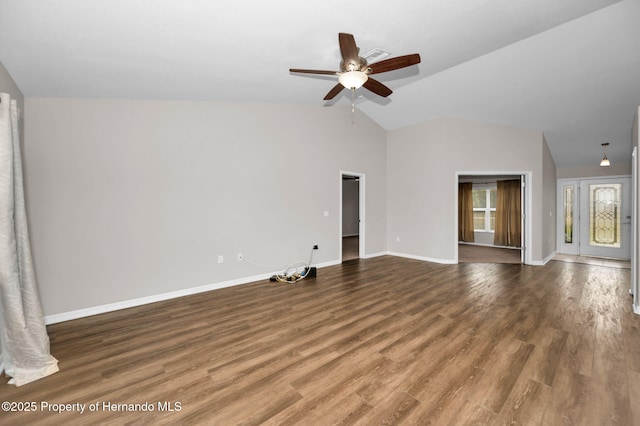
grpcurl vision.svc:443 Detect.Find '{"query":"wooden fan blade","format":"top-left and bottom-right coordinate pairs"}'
top-left (338, 33), bottom-right (359, 63)
top-left (290, 68), bottom-right (339, 76)
top-left (368, 54), bottom-right (421, 74)
top-left (363, 78), bottom-right (393, 97)
top-left (323, 83), bottom-right (344, 100)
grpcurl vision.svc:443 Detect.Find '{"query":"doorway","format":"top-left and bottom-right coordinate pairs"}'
top-left (341, 171), bottom-right (364, 262)
top-left (557, 176), bottom-right (632, 260)
top-left (456, 172), bottom-right (531, 264)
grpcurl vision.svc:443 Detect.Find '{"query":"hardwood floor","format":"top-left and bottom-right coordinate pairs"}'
top-left (458, 244), bottom-right (521, 264)
top-left (1, 256), bottom-right (638, 425)
top-left (342, 236), bottom-right (359, 261)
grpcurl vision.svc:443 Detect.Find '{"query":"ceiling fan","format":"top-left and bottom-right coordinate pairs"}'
top-left (290, 33), bottom-right (421, 101)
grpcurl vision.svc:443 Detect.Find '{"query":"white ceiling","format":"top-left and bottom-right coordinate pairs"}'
top-left (1, 0), bottom-right (638, 168)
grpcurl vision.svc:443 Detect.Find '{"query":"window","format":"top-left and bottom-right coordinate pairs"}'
top-left (472, 186), bottom-right (496, 232)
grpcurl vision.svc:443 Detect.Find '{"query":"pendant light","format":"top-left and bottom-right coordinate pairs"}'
top-left (600, 143), bottom-right (610, 167)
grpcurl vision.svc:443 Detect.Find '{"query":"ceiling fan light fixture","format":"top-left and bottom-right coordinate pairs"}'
top-left (290, 33), bottom-right (420, 101)
top-left (600, 142), bottom-right (611, 167)
top-left (339, 71), bottom-right (368, 90)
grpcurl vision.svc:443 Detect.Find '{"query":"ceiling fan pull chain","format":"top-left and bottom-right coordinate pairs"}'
top-left (351, 88), bottom-right (356, 113)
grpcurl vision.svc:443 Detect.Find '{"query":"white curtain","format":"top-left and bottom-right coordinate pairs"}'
top-left (0, 93), bottom-right (58, 386)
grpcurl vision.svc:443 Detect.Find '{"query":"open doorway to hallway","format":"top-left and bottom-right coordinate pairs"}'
top-left (341, 172), bottom-right (364, 262)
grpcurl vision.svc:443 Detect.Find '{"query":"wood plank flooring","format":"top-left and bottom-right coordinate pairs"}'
top-left (458, 244), bottom-right (522, 264)
top-left (1, 256), bottom-right (638, 425)
top-left (342, 236), bottom-right (359, 261)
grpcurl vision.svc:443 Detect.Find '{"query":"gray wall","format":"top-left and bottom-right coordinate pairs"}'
top-left (14, 86), bottom-right (564, 318)
top-left (0, 62), bottom-right (23, 111)
top-left (24, 98), bottom-right (388, 316)
top-left (387, 117), bottom-right (552, 263)
top-left (557, 162), bottom-right (632, 179)
top-left (0, 62), bottom-right (24, 146)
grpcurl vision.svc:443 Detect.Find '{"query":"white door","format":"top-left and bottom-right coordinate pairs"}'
top-left (520, 175), bottom-right (526, 263)
top-left (579, 177), bottom-right (632, 259)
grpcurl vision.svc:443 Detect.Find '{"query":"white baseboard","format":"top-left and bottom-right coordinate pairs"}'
top-left (529, 251), bottom-right (556, 266)
top-left (315, 259), bottom-right (341, 268)
top-left (362, 251), bottom-right (387, 259)
top-left (45, 259), bottom-right (341, 325)
top-left (387, 251), bottom-right (457, 265)
top-left (459, 242), bottom-right (521, 250)
top-left (44, 272), bottom-right (271, 325)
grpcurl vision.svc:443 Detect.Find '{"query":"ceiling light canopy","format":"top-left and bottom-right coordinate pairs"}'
top-left (338, 71), bottom-right (368, 90)
top-left (600, 142), bottom-right (610, 167)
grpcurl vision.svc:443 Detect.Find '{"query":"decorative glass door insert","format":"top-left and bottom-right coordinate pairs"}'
top-left (578, 177), bottom-right (630, 259)
top-left (589, 183), bottom-right (621, 248)
top-left (563, 185), bottom-right (574, 244)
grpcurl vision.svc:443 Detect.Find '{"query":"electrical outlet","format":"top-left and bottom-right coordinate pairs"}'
top-left (218, 255), bottom-right (223, 264)
top-left (237, 253), bottom-right (243, 261)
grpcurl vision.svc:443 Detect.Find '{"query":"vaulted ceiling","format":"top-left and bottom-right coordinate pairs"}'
top-left (1, 0), bottom-right (638, 168)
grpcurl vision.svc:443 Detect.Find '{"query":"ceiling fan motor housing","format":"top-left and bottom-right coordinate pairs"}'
top-left (340, 57), bottom-right (370, 73)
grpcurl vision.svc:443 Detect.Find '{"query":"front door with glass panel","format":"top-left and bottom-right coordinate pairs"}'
top-left (579, 177), bottom-right (631, 259)
top-left (558, 177), bottom-right (631, 260)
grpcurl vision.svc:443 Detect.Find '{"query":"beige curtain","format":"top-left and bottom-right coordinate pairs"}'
top-left (0, 93), bottom-right (59, 386)
top-left (494, 179), bottom-right (521, 247)
top-left (458, 182), bottom-right (474, 242)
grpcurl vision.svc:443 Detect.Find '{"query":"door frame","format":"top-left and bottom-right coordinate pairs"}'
top-left (632, 147), bottom-right (639, 313)
top-left (340, 170), bottom-right (365, 261)
top-left (455, 171), bottom-right (532, 265)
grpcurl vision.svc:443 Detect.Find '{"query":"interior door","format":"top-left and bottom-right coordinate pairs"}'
top-left (579, 177), bottom-right (632, 259)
